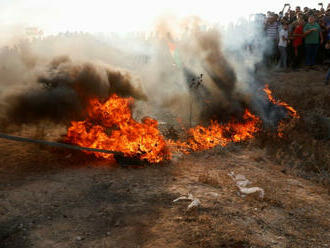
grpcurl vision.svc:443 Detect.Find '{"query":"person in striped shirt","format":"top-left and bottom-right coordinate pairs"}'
top-left (265, 14), bottom-right (280, 67)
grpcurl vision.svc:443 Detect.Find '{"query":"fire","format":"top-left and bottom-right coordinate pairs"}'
top-left (263, 84), bottom-right (299, 137)
top-left (168, 109), bottom-right (261, 153)
top-left (66, 84), bottom-right (299, 163)
top-left (263, 84), bottom-right (300, 119)
top-left (66, 94), bottom-right (170, 163)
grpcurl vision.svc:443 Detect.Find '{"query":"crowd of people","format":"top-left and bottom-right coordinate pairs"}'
top-left (264, 4), bottom-right (330, 84)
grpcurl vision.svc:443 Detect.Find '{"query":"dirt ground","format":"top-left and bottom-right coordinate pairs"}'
top-left (1, 70), bottom-right (330, 248)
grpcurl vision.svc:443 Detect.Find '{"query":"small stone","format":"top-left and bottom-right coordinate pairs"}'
top-left (174, 216), bottom-right (183, 221)
top-left (76, 236), bottom-right (82, 241)
top-left (106, 232), bottom-right (111, 236)
top-left (208, 192), bottom-right (219, 198)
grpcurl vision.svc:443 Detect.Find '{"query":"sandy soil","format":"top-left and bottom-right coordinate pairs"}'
top-left (1, 70), bottom-right (329, 248)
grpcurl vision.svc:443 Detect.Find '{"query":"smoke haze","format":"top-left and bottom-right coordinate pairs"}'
top-left (0, 15), bottom-right (286, 134)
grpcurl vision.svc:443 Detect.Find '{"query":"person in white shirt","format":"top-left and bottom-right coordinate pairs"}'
top-left (278, 23), bottom-right (289, 69)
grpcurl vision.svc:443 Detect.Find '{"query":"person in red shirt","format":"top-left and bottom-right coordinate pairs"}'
top-left (292, 18), bottom-right (305, 69)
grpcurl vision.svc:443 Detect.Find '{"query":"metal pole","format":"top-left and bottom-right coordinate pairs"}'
top-left (189, 96), bottom-right (193, 128)
top-left (0, 132), bottom-right (122, 156)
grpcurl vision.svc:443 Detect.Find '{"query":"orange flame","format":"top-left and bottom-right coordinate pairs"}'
top-left (263, 84), bottom-right (300, 119)
top-left (263, 84), bottom-right (299, 137)
top-left (66, 94), bottom-right (170, 163)
top-left (168, 109), bottom-right (261, 153)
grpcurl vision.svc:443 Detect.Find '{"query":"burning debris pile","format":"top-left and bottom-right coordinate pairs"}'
top-left (65, 85), bottom-right (298, 163)
top-left (66, 94), bottom-right (170, 163)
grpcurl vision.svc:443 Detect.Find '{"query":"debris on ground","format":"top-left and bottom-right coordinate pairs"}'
top-left (76, 236), bottom-right (83, 241)
top-left (228, 172), bottom-right (264, 199)
top-left (173, 193), bottom-right (201, 210)
top-left (65, 153), bottom-right (72, 159)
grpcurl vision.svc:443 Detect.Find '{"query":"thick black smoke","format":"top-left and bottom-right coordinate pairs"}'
top-left (177, 28), bottom-right (249, 123)
top-left (164, 25), bottom-right (287, 126)
top-left (2, 56), bottom-right (147, 126)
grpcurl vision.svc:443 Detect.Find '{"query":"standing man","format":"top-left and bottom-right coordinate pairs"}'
top-left (265, 14), bottom-right (279, 68)
top-left (278, 23), bottom-right (289, 69)
top-left (304, 16), bottom-right (323, 68)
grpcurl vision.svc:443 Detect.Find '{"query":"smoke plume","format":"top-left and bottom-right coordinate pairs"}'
top-left (0, 54), bottom-right (147, 128)
top-left (148, 17), bottom-right (250, 125)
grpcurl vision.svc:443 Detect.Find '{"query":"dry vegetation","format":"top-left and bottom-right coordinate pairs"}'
top-left (257, 69), bottom-right (330, 186)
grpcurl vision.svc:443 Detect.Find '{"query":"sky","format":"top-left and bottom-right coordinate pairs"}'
top-left (0, 0), bottom-right (327, 34)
